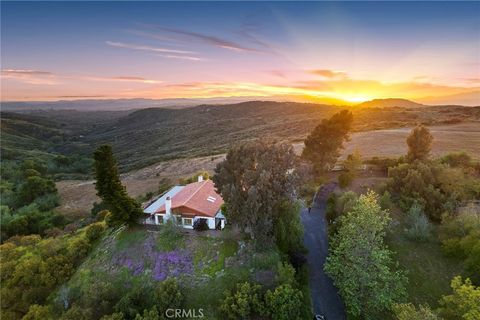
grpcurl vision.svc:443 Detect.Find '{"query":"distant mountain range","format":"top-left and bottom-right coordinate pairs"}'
top-left (3, 96), bottom-right (475, 112)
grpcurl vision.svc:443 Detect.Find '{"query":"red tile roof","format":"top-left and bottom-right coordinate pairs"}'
top-left (155, 180), bottom-right (224, 218)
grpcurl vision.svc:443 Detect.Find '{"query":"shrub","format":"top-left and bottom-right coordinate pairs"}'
top-left (91, 201), bottom-right (109, 217)
top-left (276, 262), bottom-right (297, 287)
top-left (338, 171), bottom-right (354, 188)
top-left (154, 278), bottom-right (183, 313)
top-left (392, 303), bottom-right (439, 320)
top-left (114, 283), bottom-right (153, 319)
top-left (265, 284), bottom-right (303, 320)
top-left (438, 276), bottom-right (480, 320)
top-left (85, 222), bottom-right (106, 242)
top-left (379, 190), bottom-right (393, 210)
top-left (220, 282), bottom-right (265, 319)
top-left (23, 304), bottom-right (54, 320)
top-left (405, 202), bottom-right (431, 242)
top-left (442, 151), bottom-right (472, 168)
top-left (96, 210), bottom-right (111, 222)
top-left (337, 191), bottom-right (358, 214)
top-left (439, 204), bottom-right (480, 284)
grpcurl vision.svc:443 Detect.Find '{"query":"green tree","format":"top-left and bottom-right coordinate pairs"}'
top-left (407, 125), bottom-right (433, 162)
top-left (438, 276), bottom-right (480, 320)
top-left (220, 282), bottom-right (265, 320)
top-left (273, 201), bottom-right (303, 255)
top-left (153, 278), bottom-right (183, 315)
top-left (23, 304), bottom-right (54, 320)
top-left (213, 141), bottom-right (299, 243)
top-left (265, 284), bottom-right (303, 320)
top-left (392, 303), bottom-right (439, 320)
top-left (101, 313), bottom-right (126, 320)
top-left (17, 176), bottom-right (57, 206)
top-left (302, 110), bottom-right (353, 178)
top-left (93, 145), bottom-right (143, 225)
top-left (325, 191), bottom-right (407, 319)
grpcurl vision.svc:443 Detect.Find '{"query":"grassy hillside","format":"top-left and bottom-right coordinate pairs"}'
top-left (2, 101), bottom-right (479, 172)
top-left (83, 102), bottom-right (480, 170)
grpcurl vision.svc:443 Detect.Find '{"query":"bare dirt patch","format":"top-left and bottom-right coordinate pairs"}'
top-left (56, 154), bottom-right (225, 216)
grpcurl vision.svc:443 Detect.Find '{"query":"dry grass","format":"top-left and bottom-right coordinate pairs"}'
top-left (56, 154), bottom-right (225, 216)
top-left (57, 122), bottom-right (479, 216)
top-left (294, 122), bottom-right (480, 160)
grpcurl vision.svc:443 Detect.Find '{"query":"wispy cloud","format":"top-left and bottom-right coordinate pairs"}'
top-left (1, 69), bottom-right (59, 85)
top-left (143, 25), bottom-right (264, 53)
top-left (106, 41), bottom-right (204, 61)
top-left (309, 69), bottom-right (347, 79)
top-left (1, 69), bottom-right (163, 85)
top-left (106, 41), bottom-right (196, 55)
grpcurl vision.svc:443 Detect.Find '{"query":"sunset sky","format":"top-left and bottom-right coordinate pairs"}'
top-left (1, 1), bottom-right (479, 105)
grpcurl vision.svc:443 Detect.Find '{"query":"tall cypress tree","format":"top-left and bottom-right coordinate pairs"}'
top-left (93, 145), bottom-right (143, 225)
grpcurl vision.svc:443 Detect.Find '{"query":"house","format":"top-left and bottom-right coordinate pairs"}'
top-left (143, 176), bottom-right (226, 230)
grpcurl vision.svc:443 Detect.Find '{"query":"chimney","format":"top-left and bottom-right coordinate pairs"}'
top-left (165, 196), bottom-right (172, 217)
top-left (197, 175), bottom-right (204, 182)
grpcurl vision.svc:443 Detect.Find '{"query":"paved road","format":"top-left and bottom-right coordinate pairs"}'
top-left (301, 182), bottom-right (346, 319)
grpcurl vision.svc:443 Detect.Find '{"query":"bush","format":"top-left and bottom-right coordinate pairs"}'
top-left (154, 278), bottom-right (183, 314)
top-left (85, 222), bottom-right (106, 242)
top-left (265, 284), bottom-right (303, 320)
top-left (379, 190), bottom-right (393, 210)
top-left (337, 191), bottom-right (358, 214)
top-left (441, 151), bottom-right (472, 168)
top-left (405, 202), bottom-right (431, 242)
top-left (114, 283), bottom-right (153, 319)
top-left (338, 171), bottom-right (354, 188)
top-left (96, 210), bottom-right (111, 222)
top-left (392, 303), bottom-right (439, 320)
top-left (91, 201), bottom-right (109, 217)
top-left (23, 304), bottom-right (54, 320)
top-left (276, 262), bottom-right (297, 287)
top-left (438, 276), bottom-right (480, 320)
top-left (220, 282), bottom-right (265, 319)
top-left (439, 204), bottom-right (480, 284)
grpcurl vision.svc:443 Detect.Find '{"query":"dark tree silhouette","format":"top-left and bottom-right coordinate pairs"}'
top-left (93, 145), bottom-right (143, 225)
top-left (302, 110), bottom-right (353, 178)
top-left (406, 125), bottom-right (433, 162)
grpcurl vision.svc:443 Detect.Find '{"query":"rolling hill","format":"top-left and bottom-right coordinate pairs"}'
top-left (2, 101), bottom-right (480, 172)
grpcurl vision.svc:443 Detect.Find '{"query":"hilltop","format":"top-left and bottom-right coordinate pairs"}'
top-left (356, 98), bottom-right (426, 109)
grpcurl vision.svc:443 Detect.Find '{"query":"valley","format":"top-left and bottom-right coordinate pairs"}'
top-left (56, 121), bottom-right (480, 216)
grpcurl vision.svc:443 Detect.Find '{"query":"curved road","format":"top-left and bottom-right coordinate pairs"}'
top-left (301, 182), bottom-right (346, 319)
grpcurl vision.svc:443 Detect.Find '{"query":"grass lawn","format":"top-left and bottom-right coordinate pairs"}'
top-left (386, 211), bottom-right (465, 308)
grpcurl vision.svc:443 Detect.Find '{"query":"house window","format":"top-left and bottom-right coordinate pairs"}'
top-left (176, 216), bottom-right (182, 225)
top-left (157, 215), bottom-right (164, 224)
top-left (183, 218), bottom-right (193, 226)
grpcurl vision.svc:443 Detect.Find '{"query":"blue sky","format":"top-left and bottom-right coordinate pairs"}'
top-left (1, 1), bottom-right (479, 104)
